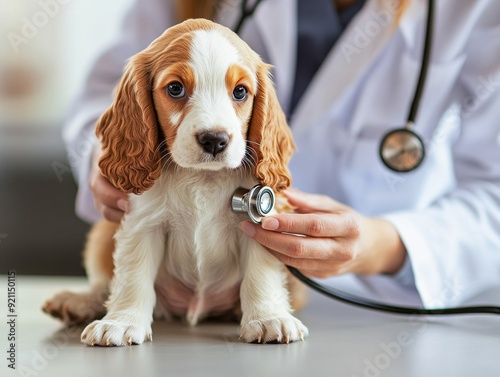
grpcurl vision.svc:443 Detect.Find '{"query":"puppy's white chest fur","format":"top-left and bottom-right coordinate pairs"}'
top-left (162, 172), bottom-right (243, 289)
top-left (130, 168), bottom-right (255, 321)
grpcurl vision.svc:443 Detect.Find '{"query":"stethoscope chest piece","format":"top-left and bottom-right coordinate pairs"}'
top-left (232, 185), bottom-right (275, 224)
top-left (379, 128), bottom-right (425, 173)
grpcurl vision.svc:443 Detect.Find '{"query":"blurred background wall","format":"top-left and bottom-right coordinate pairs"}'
top-left (0, 0), bottom-right (132, 275)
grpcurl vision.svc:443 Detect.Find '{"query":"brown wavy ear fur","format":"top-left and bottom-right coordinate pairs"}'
top-left (248, 64), bottom-right (296, 192)
top-left (96, 55), bottom-right (161, 195)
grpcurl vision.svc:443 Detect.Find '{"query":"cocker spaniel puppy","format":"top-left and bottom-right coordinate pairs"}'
top-left (44, 19), bottom-right (308, 346)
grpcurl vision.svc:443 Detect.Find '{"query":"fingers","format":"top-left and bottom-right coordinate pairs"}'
top-left (266, 248), bottom-right (326, 273)
top-left (283, 188), bottom-right (346, 213)
top-left (100, 206), bottom-right (126, 224)
top-left (240, 221), bottom-right (333, 259)
top-left (90, 173), bottom-right (129, 223)
top-left (239, 221), bottom-right (353, 263)
top-left (260, 212), bottom-right (360, 239)
top-left (239, 205), bottom-right (363, 278)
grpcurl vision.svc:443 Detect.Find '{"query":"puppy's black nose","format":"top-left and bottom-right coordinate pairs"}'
top-left (197, 131), bottom-right (230, 156)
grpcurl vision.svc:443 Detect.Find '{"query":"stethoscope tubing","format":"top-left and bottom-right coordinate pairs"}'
top-left (287, 266), bottom-right (500, 316)
top-left (234, 0), bottom-right (264, 34)
top-left (406, 0), bottom-right (434, 125)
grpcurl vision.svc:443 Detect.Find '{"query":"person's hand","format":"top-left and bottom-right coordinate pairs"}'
top-left (239, 189), bottom-right (406, 278)
top-left (89, 147), bottom-right (129, 222)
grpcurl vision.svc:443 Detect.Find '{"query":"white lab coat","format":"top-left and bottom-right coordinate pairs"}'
top-left (64, 0), bottom-right (500, 309)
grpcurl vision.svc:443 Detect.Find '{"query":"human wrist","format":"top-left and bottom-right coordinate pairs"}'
top-left (360, 217), bottom-right (407, 275)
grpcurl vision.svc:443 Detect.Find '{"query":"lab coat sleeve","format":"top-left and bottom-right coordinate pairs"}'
top-left (62, 0), bottom-right (176, 223)
top-left (379, 25), bottom-right (500, 308)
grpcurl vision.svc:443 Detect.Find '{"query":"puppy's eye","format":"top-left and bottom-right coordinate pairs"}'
top-left (232, 85), bottom-right (248, 101)
top-left (167, 82), bottom-right (185, 98)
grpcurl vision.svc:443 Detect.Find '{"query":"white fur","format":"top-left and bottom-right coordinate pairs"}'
top-left (171, 30), bottom-right (248, 170)
top-left (169, 111), bottom-right (181, 126)
top-left (81, 28), bottom-right (308, 346)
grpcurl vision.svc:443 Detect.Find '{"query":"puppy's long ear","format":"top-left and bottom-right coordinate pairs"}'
top-left (248, 64), bottom-right (296, 192)
top-left (96, 55), bottom-right (161, 195)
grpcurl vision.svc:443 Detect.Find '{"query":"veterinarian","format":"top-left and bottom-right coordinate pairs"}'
top-left (64, 0), bottom-right (500, 309)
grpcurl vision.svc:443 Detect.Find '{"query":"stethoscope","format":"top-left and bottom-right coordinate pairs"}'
top-left (378, 0), bottom-right (433, 173)
top-left (231, 0), bottom-right (500, 316)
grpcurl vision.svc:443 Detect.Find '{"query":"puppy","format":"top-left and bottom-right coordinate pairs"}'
top-left (44, 19), bottom-right (308, 346)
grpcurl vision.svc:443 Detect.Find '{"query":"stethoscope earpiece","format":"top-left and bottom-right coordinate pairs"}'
top-left (231, 185), bottom-right (275, 224)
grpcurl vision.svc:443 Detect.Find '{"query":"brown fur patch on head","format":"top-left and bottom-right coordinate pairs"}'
top-left (97, 20), bottom-right (217, 194)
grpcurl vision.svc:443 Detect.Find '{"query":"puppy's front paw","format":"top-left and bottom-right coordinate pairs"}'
top-left (43, 290), bottom-right (107, 325)
top-left (81, 317), bottom-right (152, 347)
top-left (240, 314), bottom-right (308, 344)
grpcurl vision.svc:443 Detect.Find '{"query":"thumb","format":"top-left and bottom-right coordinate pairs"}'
top-left (283, 188), bottom-right (346, 213)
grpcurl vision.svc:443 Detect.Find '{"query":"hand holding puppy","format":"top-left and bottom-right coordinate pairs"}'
top-left (89, 147), bottom-right (129, 223)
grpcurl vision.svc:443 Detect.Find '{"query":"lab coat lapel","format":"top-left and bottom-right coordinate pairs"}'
top-left (398, 0), bottom-right (425, 50)
top-left (253, 0), bottom-right (296, 111)
top-left (290, 0), bottom-right (398, 133)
